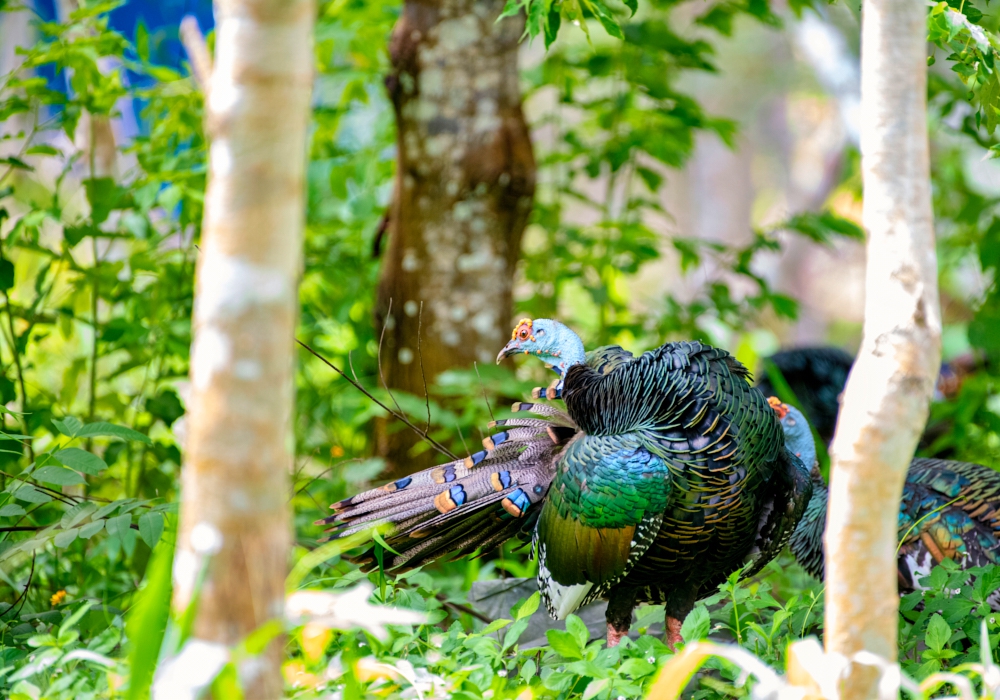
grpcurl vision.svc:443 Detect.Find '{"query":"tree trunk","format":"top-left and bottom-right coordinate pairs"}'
top-left (376, 0), bottom-right (535, 477)
top-left (823, 0), bottom-right (939, 697)
top-left (171, 0), bottom-right (314, 696)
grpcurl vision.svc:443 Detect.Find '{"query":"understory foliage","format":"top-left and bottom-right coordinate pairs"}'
top-left (0, 0), bottom-right (998, 698)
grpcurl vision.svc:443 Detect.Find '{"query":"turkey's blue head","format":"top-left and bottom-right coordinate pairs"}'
top-left (496, 318), bottom-right (586, 377)
top-left (768, 397), bottom-right (818, 471)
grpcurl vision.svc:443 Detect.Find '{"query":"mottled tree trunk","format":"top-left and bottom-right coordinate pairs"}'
top-left (171, 0), bottom-right (314, 696)
top-left (376, 0), bottom-right (535, 476)
top-left (823, 0), bottom-right (939, 697)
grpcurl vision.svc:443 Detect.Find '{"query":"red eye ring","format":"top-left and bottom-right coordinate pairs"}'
top-left (518, 328), bottom-right (529, 340)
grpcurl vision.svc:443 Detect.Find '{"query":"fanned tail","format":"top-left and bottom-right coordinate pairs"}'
top-left (319, 402), bottom-right (578, 570)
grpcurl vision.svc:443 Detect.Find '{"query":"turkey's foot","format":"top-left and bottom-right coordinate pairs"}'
top-left (665, 616), bottom-right (684, 652)
top-left (605, 585), bottom-right (637, 648)
top-left (606, 622), bottom-right (629, 647)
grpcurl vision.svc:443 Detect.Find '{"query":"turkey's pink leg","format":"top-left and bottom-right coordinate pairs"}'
top-left (607, 622), bottom-right (629, 647)
top-left (665, 616), bottom-right (684, 652)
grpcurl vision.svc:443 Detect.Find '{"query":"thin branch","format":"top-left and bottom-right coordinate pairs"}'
top-left (435, 593), bottom-right (492, 624)
top-left (296, 339), bottom-right (458, 461)
top-left (416, 301), bottom-right (431, 431)
top-left (376, 299), bottom-right (406, 418)
top-left (473, 362), bottom-right (495, 424)
top-left (179, 15), bottom-right (213, 94)
top-left (0, 526), bottom-right (41, 532)
top-left (8, 553), bottom-right (35, 617)
top-left (453, 420), bottom-right (469, 456)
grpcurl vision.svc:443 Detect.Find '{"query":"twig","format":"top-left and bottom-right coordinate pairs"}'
top-left (296, 339), bottom-right (458, 461)
top-left (179, 16), bottom-right (213, 94)
top-left (0, 470), bottom-right (80, 506)
top-left (9, 553), bottom-right (35, 617)
top-left (416, 302), bottom-right (431, 431)
top-left (453, 420), bottom-right (469, 456)
top-left (0, 526), bottom-right (41, 532)
top-left (435, 593), bottom-right (492, 624)
top-left (376, 299), bottom-right (406, 420)
top-left (473, 362), bottom-right (495, 424)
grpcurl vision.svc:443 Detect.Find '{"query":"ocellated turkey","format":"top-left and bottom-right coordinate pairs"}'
top-left (321, 319), bottom-right (813, 648)
top-left (770, 398), bottom-right (1000, 609)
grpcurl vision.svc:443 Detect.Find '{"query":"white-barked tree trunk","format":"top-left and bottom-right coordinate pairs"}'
top-left (823, 0), bottom-right (940, 697)
top-left (170, 0), bottom-right (315, 696)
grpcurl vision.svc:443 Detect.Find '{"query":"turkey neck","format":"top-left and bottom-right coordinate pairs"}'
top-left (788, 470), bottom-right (829, 579)
top-left (780, 403), bottom-right (828, 579)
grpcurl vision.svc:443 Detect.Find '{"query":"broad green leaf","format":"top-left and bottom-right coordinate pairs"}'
top-left (54, 448), bottom-right (107, 476)
top-left (138, 512), bottom-right (164, 549)
top-left (680, 604), bottom-right (711, 641)
top-left (61, 501), bottom-right (97, 529)
top-left (0, 259), bottom-right (13, 291)
top-left (0, 504), bottom-right (26, 517)
top-left (11, 484), bottom-right (52, 504)
top-left (925, 613), bottom-right (951, 653)
top-left (546, 629), bottom-right (583, 659)
top-left (501, 618), bottom-right (529, 651)
top-left (54, 528), bottom-right (79, 548)
top-left (513, 591), bottom-right (540, 620)
top-left (565, 613), bottom-right (590, 648)
top-left (619, 657), bottom-right (656, 678)
top-left (106, 513), bottom-right (132, 540)
top-left (481, 618), bottom-right (512, 635)
top-left (126, 518), bottom-right (175, 700)
top-left (79, 519), bottom-right (105, 539)
top-left (76, 421), bottom-right (151, 444)
top-left (32, 466), bottom-right (85, 486)
top-left (92, 501), bottom-right (120, 520)
top-left (583, 678), bottom-right (610, 700)
top-left (52, 416), bottom-right (83, 437)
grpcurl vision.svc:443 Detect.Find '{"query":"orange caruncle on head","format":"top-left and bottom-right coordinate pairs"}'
top-left (767, 396), bottom-right (790, 419)
top-left (512, 318), bottom-right (535, 342)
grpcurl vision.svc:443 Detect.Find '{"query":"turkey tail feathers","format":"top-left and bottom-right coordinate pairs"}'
top-left (319, 404), bottom-right (578, 571)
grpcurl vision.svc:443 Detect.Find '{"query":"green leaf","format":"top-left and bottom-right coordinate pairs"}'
top-left (0, 259), bottom-right (14, 291)
top-left (79, 519), bottom-right (105, 539)
top-left (498, 0), bottom-right (523, 19)
top-left (584, 0), bottom-right (624, 39)
top-left (106, 513), bottom-right (132, 540)
top-left (680, 604), bottom-right (711, 641)
top-left (32, 465), bottom-right (85, 486)
top-left (52, 416), bottom-right (83, 437)
top-left (138, 512), bottom-right (164, 549)
top-left (583, 678), bottom-right (610, 700)
top-left (83, 177), bottom-right (120, 225)
top-left (54, 448), bottom-right (108, 476)
top-left (513, 591), bottom-right (540, 620)
top-left (75, 421), bottom-right (151, 444)
top-left (126, 517), bottom-right (175, 700)
top-left (619, 657), bottom-right (656, 678)
top-left (54, 528), bottom-right (79, 548)
top-left (982, 73), bottom-right (1000, 135)
top-left (623, 0), bottom-right (638, 15)
top-left (61, 501), bottom-right (97, 529)
top-left (501, 618), bottom-right (530, 651)
top-left (546, 629), bottom-right (583, 659)
top-left (925, 613), bottom-right (951, 653)
top-left (371, 528), bottom-right (400, 555)
top-left (11, 484), bottom-right (52, 504)
top-left (24, 144), bottom-right (60, 157)
top-left (0, 504), bottom-right (26, 517)
top-left (0, 156), bottom-right (33, 172)
top-left (481, 618), bottom-right (512, 635)
top-left (565, 613), bottom-right (590, 648)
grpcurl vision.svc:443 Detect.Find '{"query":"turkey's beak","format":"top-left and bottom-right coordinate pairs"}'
top-left (496, 341), bottom-right (520, 364)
